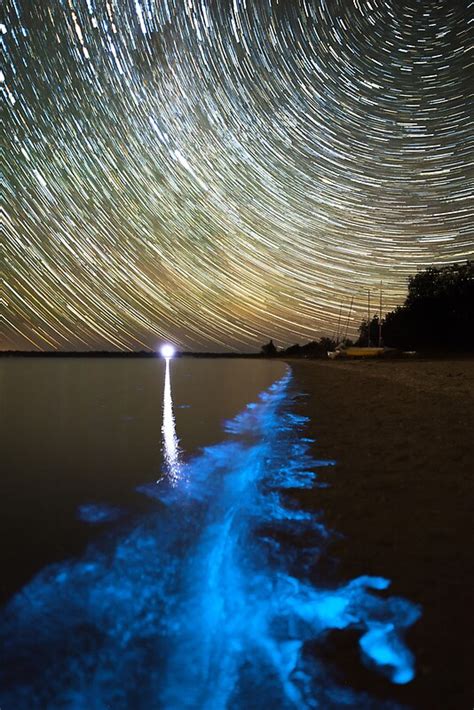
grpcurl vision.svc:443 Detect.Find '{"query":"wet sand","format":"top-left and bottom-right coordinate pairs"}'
top-left (288, 357), bottom-right (474, 710)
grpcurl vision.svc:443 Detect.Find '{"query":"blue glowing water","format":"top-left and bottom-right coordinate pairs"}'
top-left (0, 368), bottom-right (420, 709)
top-left (77, 503), bottom-right (124, 524)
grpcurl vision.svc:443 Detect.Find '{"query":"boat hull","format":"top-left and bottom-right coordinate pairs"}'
top-left (328, 347), bottom-right (385, 359)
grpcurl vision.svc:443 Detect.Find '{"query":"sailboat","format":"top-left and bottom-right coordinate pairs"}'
top-left (328, 345), bottom-right (384, 359)
top-left (328, 287), bottom-right (385, 359)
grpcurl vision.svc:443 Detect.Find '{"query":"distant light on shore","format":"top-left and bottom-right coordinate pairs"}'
top-left (160, 344), bottom-right (175, 359)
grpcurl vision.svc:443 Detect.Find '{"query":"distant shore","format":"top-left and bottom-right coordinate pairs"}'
top-left (288, 357), bottom-right (474, 709)
top-left (2, 349), bottom-right (473, 359)
top-left (0, 350), bottom-right (261, 358)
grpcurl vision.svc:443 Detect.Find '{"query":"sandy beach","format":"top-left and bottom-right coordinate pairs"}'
top-left (288, 357), bottom-right (474, 710)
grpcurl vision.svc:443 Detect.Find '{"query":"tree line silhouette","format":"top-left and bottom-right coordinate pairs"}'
top-left (357, 261), bottom-right (473, 351)
top-left (261, 337), bottom-right (340, 358)
top-left (262, 261), bottom-right (473, 356)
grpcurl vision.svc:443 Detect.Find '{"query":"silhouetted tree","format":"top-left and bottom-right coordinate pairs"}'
top-left (284, 343), bottom-right (302, 356)
top-left (278, 336), bottom-right (339, 358)
top-left (359, 262), bottom-right (473, 351)
top-left (261, 339), bottom-right (278, 356)
top-left (319, 336), bottom-right (339, 352)
top-left (357, 315), bottom-right (382, 347)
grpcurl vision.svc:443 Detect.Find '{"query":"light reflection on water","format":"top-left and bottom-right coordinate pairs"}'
top-left (161, 357), bottom-right (181, 482)
top-left (0, 367), bottom-right (420, 709)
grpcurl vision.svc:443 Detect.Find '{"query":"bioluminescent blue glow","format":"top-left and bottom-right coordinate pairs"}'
top-left (77, 503), bottom-right (123, 524)
top-left (0, 370), bottom-right (420, 709)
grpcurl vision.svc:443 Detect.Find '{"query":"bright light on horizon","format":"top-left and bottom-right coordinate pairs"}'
top-left (160, 344), bottom-right (175, 359)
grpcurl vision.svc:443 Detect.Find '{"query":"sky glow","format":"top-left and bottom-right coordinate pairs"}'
top-left (3, 0), bottom-right (473, 350)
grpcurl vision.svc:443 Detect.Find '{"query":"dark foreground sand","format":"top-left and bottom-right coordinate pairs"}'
top-left (288, 357), bottom-right (474, 710)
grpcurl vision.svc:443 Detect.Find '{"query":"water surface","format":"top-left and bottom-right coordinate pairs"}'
top-left (0, 357), bottom-right (286, 599)
top-left (0, 358), bottom-right (420, 708)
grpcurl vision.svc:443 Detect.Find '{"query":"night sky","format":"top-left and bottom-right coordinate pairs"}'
top-left (3, 0), bottom-right (473, 351)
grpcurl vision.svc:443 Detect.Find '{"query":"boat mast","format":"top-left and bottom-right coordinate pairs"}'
top-left (367, 289), bottom-right (371, 347)
top-left (335, 302), bottom-right (343, 344)
top-left (343, 296), bottom-right (354, 342)
top-left (378, 282), bottom-right (383, 347)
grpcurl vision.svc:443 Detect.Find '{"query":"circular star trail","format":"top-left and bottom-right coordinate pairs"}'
top-left (3, 0), bottom-right (473, 351)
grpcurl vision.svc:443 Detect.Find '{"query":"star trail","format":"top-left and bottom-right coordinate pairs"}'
top-left (3, 0), bottom-right (473, 351)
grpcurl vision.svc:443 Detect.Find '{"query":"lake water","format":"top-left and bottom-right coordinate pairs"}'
top-left (0, 358), bottom-right (420, 709)
top-left (0, 358), bottom-right (286, 600)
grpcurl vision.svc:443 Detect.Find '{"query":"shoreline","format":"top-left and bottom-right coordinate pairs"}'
top-left (288, 358), bottom-right (474, 709)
